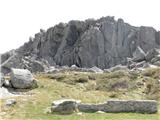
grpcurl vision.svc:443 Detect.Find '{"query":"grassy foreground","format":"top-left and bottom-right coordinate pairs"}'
top-left (0, 68), bottom-right (160, 120)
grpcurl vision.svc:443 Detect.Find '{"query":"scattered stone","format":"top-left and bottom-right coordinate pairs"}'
top-left (10, 68), bottom-right (38, 89)
top-left (5, 99), bottom-right (16, 106)
top-left (146, 48), bottom-right (160, 61)
top-left (51, 99), bottom-right (157, 114)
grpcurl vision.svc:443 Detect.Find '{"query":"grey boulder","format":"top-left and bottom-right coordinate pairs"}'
top-left (51, 99), bottom-right (80, 114)
top-left (10, 68), bottom-right (38, 89)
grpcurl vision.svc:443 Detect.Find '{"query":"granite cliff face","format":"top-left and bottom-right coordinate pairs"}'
top-left (1, 16), bottom-right (160, 73)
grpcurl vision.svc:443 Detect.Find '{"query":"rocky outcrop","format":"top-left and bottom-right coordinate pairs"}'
top-left (1, 16), bottom-right (160, 73)
top-left (10, 68), bottom-right (38, 89)
top-left (51, 99), bottom-right (158, 114)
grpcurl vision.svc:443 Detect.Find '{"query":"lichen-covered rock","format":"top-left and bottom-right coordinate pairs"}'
top-left (10, 68), bottom-right (37, 89)
top-left (1, 16), bottom-right (160, 73)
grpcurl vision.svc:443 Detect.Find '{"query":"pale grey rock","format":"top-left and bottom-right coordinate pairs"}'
top-left (88, 66), bottom-right (103, 73)
top-left (10, 68), bottom-right (37, 89)
top-left (104, 65), bottom-right (128, 72)
top-left (5, 99), bottom-right (16, 106)
top-left (146, 48), bottom-right (160, 61)
top-left (132, 46), bottom-right (146, 62)
top-left (51, 99), bottom-right (80, 114)
top-left (51, 99), bottom-right (157, 114)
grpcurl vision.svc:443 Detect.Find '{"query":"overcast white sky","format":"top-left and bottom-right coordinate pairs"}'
top-left (0, 0), bottom-right (160, 53)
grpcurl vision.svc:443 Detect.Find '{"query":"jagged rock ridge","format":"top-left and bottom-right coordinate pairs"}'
top-left (1, 16), bottom-right (160, 74)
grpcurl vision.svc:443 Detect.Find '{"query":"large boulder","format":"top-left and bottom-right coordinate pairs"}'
top-left (10, 68), bottom-right (37, 89)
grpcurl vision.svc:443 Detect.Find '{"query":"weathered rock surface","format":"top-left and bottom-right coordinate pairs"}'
top-left (1, 16), bottom-right (160, 73)
top-left (10, 68), bottom-right (38, 89)
top-left (132, 46), bottom-right (146, 62)
top-left (101, 100), bottom-right (157, 113)
top-left (51, 99), bottom-right (157, 114)
top-left (51, 99), bottom-right (80, 114)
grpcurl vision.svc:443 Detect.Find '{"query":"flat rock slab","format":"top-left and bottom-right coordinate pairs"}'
top-left (78, 100), bottom-right (158, 114)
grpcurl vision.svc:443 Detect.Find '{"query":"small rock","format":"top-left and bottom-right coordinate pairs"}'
top-left (51, 99), bottom-right (80, 114)
top-left (10, 68), bottom-right (38, 89)
top-left (89, 66), bottom-right (103, 73)
top-left (5, 99), bottom-right (16, 106)
top-left (96, 111), bottom-right (105, 114)
top-left (3, 80), bottom-right (12, 88)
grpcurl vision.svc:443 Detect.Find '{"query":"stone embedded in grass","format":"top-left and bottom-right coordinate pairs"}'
top-left (51, 99), bottom-right (81, 114)
top-left (51, 99), bottom-right (158, 114)
top-left (78, 100), bottom-right (158, 114)
top-left (5, 99), bottom-right (17, 106)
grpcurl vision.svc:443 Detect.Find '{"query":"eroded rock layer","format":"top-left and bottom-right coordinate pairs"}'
top-left (1, 16), bottom-right (160, 73)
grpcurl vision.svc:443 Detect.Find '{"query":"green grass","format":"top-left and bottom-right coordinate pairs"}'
top-left (1, 68), bottom-right (160, 120)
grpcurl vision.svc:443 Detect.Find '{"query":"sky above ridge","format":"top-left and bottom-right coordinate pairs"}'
top-left (0, 0), bottom-right (160, 54)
